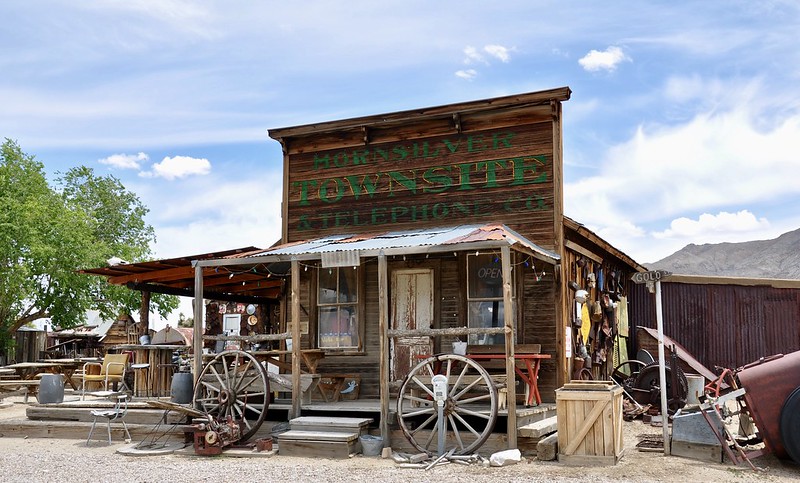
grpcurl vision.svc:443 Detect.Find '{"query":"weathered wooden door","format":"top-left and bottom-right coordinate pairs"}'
top-left (391, 268), bottom-right (434, 382)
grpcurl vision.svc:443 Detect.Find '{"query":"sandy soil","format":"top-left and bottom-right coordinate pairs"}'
top-left (0, 401), bottom-right (798, 483)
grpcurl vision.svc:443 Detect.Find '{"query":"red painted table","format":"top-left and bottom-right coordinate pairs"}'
top-left (466, 353), bottom-right (551, 406)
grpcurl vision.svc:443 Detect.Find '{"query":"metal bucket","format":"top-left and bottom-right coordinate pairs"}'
top-left (685, 375), bottom-right (704, 405)
top-left (38, 374), bottom-right (64, 404)
top-left (359, 435), bottom-right (383, 456)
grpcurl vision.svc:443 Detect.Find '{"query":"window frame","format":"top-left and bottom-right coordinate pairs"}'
top-left (316, 266), bottom-right (362, 352)
top-left (466, 253), bottom-right (516, 345)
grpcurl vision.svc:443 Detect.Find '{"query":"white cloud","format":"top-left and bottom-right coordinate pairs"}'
top-left (463, 46), bottom-right (485, 65)
top-left (462, 44), bottom-right (513, 65)
top-left (484, 44), bottom-right (511, 63)
top-left (455, 69), bottom-right (478, 81)
top-left (98, 152), bottom-right (148, 169)
top-left (578, 46), bottom-right (630, 72)
top-left (140, 155), bottom-right (211, 180)
top-left (653, 211), bottom-right (770, 239)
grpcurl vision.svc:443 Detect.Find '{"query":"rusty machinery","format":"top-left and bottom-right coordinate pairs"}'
top-left (190, 415), bottom-right (243, 456)
top-left (730, 350), bottom-right (800, 464)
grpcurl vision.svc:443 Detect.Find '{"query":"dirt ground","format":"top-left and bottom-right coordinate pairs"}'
top-left (1, 401), bottom-right (799, 482)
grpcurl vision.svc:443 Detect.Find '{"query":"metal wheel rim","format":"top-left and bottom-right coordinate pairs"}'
top-left (396, 353), bottom-right (498, 455)
top-left (633, 362), bottom-right (688, 403)
top-left (611, 360), bottom-right (646, 385)
top-left (193, 350), bottom-right (270, 441)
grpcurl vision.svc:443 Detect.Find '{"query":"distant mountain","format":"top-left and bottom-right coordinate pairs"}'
top-left (647, 227), bottom-right (800, 279)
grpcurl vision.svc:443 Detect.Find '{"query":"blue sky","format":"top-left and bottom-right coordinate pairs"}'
top-left (3, 2), bottom-right (800, 314)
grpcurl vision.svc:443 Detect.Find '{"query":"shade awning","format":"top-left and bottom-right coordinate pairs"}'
top-left (210, 224), bottom-right (560, 268)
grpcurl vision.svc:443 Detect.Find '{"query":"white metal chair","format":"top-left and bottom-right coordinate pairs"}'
top-left (86, 392), bottom-right (131, 445)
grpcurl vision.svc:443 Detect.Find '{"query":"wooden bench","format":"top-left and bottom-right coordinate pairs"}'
top-left (0, 379), bottom-right (41, 403)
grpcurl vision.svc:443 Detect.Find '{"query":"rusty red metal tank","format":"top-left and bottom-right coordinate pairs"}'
top-left (737, 350), bottom-right (800, 459)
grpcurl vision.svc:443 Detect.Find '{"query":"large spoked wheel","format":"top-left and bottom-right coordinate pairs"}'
top-left (193, 350), bottom-right (270, 441)
top-left (397, 354), bottom-right (498, 455)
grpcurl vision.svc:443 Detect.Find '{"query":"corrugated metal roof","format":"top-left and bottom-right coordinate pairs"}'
top-left (235, 224), bottom-right (560, 264)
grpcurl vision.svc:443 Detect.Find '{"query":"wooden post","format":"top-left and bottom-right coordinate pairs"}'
top-left (290, 258), bottom-right (301, 419)
top-left (501, 245), bottom-right (517, 448)
top-left (378, 252), bottom-right (389, 445)
top-left (192, 264), bottom-right (204, 382)
top-left (139, 290), bottom-right (151, 333)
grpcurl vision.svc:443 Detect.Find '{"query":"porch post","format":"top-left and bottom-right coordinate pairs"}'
top-left (290, 257), bottom-right (301, 419)
top-left (501, 245), bottom-right (518, 448)
top-left (192, 263), bottom-right (203, 382)
top-left (139, 290), bottom-right (150, 333)
top-left (378, 251), bottom-right (389, 446)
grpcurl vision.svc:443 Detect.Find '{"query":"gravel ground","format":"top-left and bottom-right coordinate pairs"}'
top-left (1, 402), bottom-right (799, 482)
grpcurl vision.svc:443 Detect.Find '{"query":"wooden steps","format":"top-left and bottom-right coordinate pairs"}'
top-left (276, 416), bottom-right (374, 458)
top-left (518, 415), bottom-right (558, 438)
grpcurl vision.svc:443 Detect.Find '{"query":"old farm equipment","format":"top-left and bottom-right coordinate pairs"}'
top-left (613, 349), bottom-right (689, 414)
top-left (733, 350), bottom-right (800, 464)
top-left (396, 353), bottom-right (500, 455)
top-left (192, 350), bottom-right (271, 444)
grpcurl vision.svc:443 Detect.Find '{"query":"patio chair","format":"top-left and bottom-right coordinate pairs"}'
top-left (81, 353), bottom-right (130, 400)
top-left (86, 392), bottom-right (131, 445)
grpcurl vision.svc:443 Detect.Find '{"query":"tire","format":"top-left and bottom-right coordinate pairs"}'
top-left (779, 386), bottom-right (800, 464)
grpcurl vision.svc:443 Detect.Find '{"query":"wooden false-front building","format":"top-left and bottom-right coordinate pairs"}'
top-left (189, 87), bottom-right (645, 446)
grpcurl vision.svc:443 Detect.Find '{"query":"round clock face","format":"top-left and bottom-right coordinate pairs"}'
top-left (248, 315), bottom-right (258, 326)
top-left (246, 304), bottom-right (256, 315)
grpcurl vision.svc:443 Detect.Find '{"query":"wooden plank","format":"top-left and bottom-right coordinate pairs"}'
top-left (468, 344), bottom-right (541, 354)
top-left (518, 416), bottom-right (557, 438)
top-left (378, 252), bottom-right (389, 446)
top-left (563, 397), bottom-right (608, 455)
top-left (501, 245), bottom-right (516, 449)
top-left (278, 430), bottom-right (359, 442)
top-left (291, 258), bottom-right (301, 419)
top-left (277, 439), bottom-right (357, 459)
top-left (290, 416), bottom-right (373, 433)
top-left (536, 432), bottom-right (559, 461)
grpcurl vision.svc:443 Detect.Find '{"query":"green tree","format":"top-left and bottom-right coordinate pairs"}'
top-left (0, 139), bottom-right (177, 351)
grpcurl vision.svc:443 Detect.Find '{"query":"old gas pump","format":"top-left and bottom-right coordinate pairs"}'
top-left (432, 374), bottom-right (448, 456)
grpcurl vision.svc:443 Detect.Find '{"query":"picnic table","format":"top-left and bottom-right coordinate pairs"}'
top-left (4, 361), bottom-right (82, 390)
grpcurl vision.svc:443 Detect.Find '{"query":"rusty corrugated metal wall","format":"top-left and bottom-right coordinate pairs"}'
top-left (629, 282), bottom-right (800, 370)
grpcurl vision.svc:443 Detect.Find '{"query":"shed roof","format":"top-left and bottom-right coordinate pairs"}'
top-left (219, 224), bottom-right (560, 266)
top-left (81, 247), bottom-right (284, 302)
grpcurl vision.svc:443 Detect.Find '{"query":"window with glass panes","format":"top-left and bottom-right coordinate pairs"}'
top-left (318, 267), bottom-right (358, 349)
top-left (467, 253), bottom-right (513, 345)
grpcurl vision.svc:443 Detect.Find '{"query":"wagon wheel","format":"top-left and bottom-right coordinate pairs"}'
top-left (611, 359), bottom-right (647, 385)
top-left (193, 350), bottom-right (270, 441)
top-left (397, 354), bottom-right (498, 455)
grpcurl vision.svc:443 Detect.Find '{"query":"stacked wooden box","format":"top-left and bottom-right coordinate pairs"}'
top-left (555, 380), bottom-right (623, 466)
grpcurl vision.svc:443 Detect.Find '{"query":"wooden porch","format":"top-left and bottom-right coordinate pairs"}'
top-left (0, 391), bottom-right (556, 456)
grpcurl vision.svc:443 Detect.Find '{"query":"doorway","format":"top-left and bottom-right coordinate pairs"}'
top-left (391, 268), bottom-right (434, 382)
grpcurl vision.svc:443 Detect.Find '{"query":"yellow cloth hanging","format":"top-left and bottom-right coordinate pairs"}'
top-left (580, 302), bottom-right (591, 342)
top-left (617, 296), bottom-right (629, 337)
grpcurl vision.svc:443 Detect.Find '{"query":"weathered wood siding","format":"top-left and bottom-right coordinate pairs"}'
top-left (283, 122), bottom-right (557, 251)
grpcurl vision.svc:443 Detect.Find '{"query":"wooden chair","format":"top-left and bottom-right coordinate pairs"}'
top-left (81, 353), bottom-right (130, 400)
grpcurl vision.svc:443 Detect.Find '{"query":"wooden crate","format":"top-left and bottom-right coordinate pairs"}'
top-left (556, 380), bottom-right (623, 466)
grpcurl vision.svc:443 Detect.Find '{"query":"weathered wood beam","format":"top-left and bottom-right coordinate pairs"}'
top-left (290, 258), bottom-right (301, 419)
top-left (125, 282), bottom-right (278, 303)
top-left (502, 245), bottom-right (517, 449)
top-left (378, 252), bottom-right (389, 446)
top-left (387, 327), bottom-right (505, 338)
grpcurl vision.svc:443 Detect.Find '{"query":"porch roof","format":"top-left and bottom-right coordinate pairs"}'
top-left (219, 224), bottom-right (560, 266)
